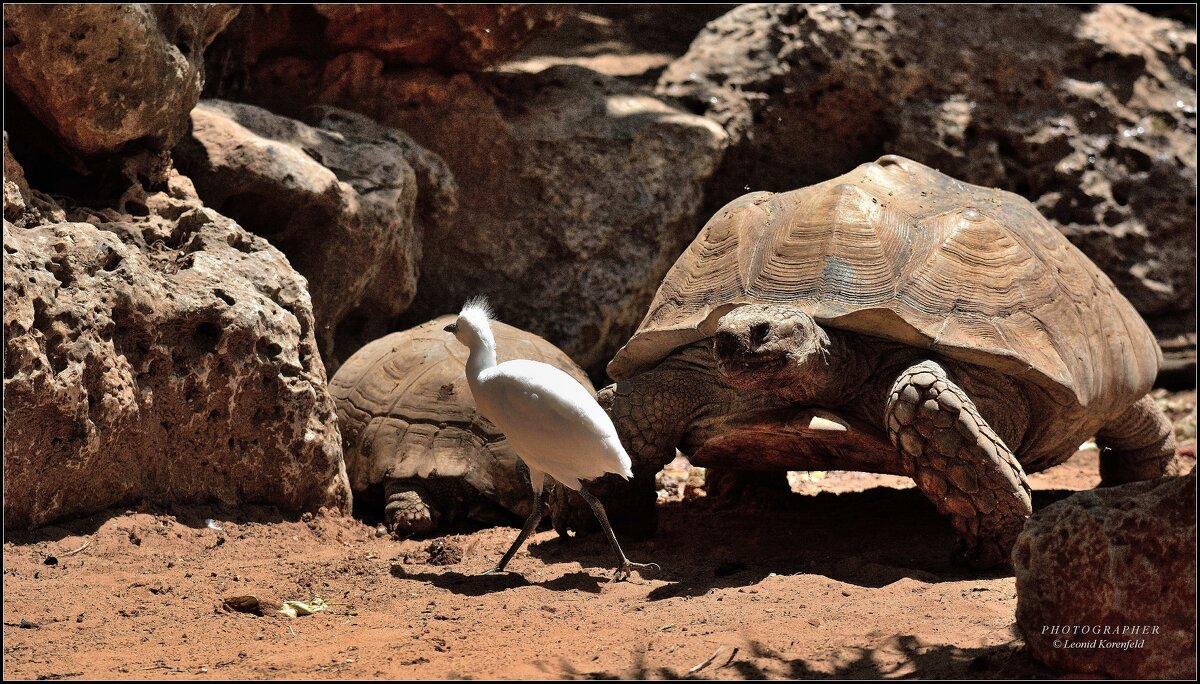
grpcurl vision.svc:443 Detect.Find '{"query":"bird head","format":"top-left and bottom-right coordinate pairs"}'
top-left (444, 296), bottom-right (496, 350)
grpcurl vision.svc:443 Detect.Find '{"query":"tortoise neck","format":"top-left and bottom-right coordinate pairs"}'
top-left (793, 331), bottom-right (917, 409)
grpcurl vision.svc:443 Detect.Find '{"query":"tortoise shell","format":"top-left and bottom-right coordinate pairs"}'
top-left (608, 155), bottom-right (1159, 417)
top-left (331, 315), bottom-right (594, 511)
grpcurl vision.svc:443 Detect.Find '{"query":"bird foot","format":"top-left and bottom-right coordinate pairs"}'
top-left (610, 560), bottom-right (660, 583)
top-left (478, 566), bottom-right (509, 577)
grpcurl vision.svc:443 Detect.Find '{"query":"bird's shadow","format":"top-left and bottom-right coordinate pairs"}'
top-left (390, 563), bottom-right (605, 595)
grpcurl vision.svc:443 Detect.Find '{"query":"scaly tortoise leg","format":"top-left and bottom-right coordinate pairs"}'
top-left (1096, 394), bottom-right (1176, 486)
top-left (885, 360), bottom-right (1032, 569)
top-left (384, 479), bottom-right (440, 537)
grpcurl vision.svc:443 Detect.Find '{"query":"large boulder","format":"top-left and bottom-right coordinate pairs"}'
top-left (174, 100), bottom-right (455, 369)
top-left (204, 4), bottom-right (563, 92)
top-left (4, 132), bottom-right (69, 229)
top-left (3, 166), bottom-right (351, 529)
top-left (1013, 471), bottom-right (1196, 679)
top-left (314, 4), bottom-right (564, 71)
top-left (3, 132), bottom-right (32, 223)
top-left (3, 4), bottom-right (239, 156)
top-left (658, 4), bottom-right (1197, 353)
top-left (233, 56), bottom-right (727, 377)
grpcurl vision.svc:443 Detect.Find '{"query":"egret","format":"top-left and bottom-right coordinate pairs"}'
top-left (444, 298), bottom-right (658, 581)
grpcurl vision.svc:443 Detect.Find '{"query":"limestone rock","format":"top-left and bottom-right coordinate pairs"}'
top-left (3, 132), bottom-right (32, 222)
top-left (3, 4), bottom-right (239, 155)
top-left (174, 100), bottom-right (456, 368)
top-left (314, 4), bottom-right (564, 71)
top-left (3, 132), bottom-right (67, 229)
top-left (204, 4), bottom-right (562, 93)
top-left (235, 56), bottom-right (727, 376)
top-left (2, 176), bottom-right (351, 529)
top-left (658, 4), bottom-right (1197, 348)
top-left (1013, 471), bottom-right (1196, 679)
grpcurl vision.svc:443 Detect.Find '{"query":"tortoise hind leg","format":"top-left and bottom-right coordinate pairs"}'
top-left (384, 479), bottom-right (441, 537)
top-left (1096, 394), bottom-right (1176, 486)
top-left (885, 361), bottom-right (1032, 569)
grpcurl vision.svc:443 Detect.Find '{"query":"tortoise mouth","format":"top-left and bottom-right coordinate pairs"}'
top-left (715, 349), bottom-right (789, 382)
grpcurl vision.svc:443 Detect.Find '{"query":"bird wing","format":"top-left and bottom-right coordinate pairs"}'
top-left (475, 359), bottom-right (632, 488)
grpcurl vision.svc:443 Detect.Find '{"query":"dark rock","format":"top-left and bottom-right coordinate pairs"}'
top-left (231, 55), bottom-right (727, 377)
top-left (174, 100), bottom-right (456, 368)
top-left (204, 4), bottom-right (562, 88)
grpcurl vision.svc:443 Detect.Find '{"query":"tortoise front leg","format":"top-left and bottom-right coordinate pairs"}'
top-left (1096, 394), bottom-right (1176, 486)
top-left (384, 479), bottom-right (441, 537)
top-left (885, 361), bottom-right (1033, 569)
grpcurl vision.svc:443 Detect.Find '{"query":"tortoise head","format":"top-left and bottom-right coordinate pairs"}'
top-left (713, 304), bottom-right (830, 392)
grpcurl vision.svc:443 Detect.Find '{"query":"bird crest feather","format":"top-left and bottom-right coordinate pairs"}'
top-left (460, 296), bottom-right (494, 325)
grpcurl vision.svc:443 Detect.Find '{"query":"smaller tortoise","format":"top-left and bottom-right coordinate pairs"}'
top-left (331, 315), bottom-right (594, 536)
top-left (552, 155), bottom-right (1176, 568)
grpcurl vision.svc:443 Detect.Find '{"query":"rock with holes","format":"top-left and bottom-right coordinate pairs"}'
top-left (2, 4), bottom-right (239, 156)
top-left (658, 4), bottom-right (1196, 360)
top-left (313, 4), bottom-right (564, 71)
top-left (3, 132), bottom-right (32, 222)
top-left (221, 59), bottom-right (727, 376)
top-left (1014, 470), bottom-right (1196, 679)
top-left (174, 99), bottom-right (456, 370)
top-left (2, 173), bottom-right (351, 529)
top-left (551, 155), bottom-right (1176, 569)
top-left (329, 316), bottom-right (593, 536)
top-left (4, 132), bottom-right (68, 229)
top-left (203, 5), bottom-right (563, 80)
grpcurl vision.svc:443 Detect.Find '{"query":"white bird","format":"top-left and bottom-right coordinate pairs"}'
top-left (443, 297), bottom-right (658, 581)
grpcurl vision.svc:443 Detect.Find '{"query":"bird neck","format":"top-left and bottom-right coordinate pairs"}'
top-left (465, 337), bottom-right (497, 381)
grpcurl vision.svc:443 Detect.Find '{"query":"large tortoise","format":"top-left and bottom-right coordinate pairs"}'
top-left (552, 155), bottom-right (1176, 568)
top-left (332, 315), bottom-right (594, 536)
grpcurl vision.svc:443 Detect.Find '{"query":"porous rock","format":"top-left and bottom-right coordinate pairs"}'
top-left (659, 4), bottom-right (1196, 349)
top-left (314, 4), bottom-right (564, 71)
top-left (1013, 470), bottom-right (1196, 679)
top-left (4, 132), bottom-right (68, 230)
top-left (3, 173), bottom-right (351, 529)
top-left (203, 3), bottom-right (562, 90)
top-left (3, 4), bottom-right (239, 155)
top-left (174, 99), bottom-right (456, 369)
top-left (3, 132), bottom-right (32, 222)
top-left (236, 55), bottom-right (727, 376)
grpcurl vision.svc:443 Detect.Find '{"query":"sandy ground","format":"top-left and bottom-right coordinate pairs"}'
top-left (4, 392), bottom-right (1195, 680)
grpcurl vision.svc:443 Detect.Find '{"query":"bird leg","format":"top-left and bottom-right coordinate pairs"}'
top-left (481, 486), bottom-right (550, 575)
top-left (577, 486), bottom-right (659, 582)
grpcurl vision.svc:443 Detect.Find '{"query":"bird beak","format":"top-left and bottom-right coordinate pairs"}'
top-left (443, 322), bottom-right (458, 333)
